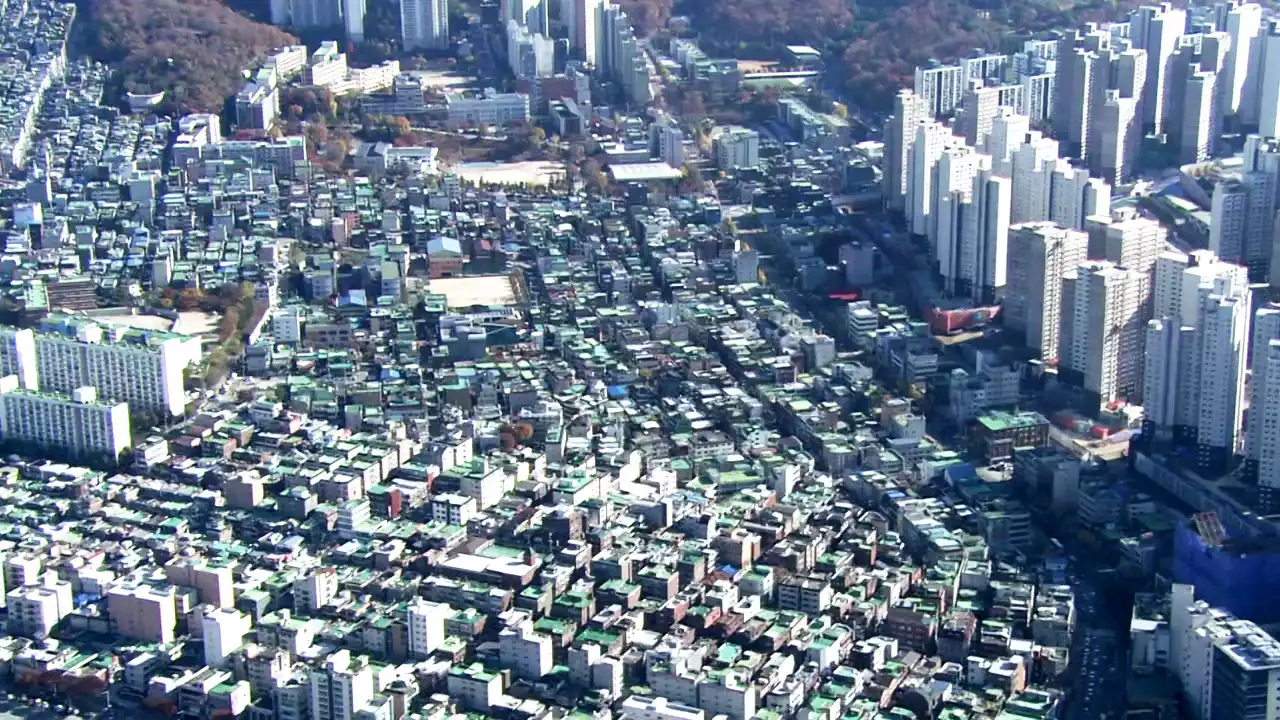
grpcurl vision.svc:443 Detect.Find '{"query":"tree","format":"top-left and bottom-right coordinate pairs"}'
top-left (583, 158), bottom-right (608, 194)
top-left (529, 126), bottom-right (547, 151)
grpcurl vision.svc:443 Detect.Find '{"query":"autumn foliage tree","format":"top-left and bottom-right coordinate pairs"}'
top-left (85, 0), bottom-right (297, 112)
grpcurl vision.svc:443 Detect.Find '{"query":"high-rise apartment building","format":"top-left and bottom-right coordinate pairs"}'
top-left (958, 170), bottom-right (1012, 304)
top-left (883, 90), bottom-right (928, 211)
top-left (0, 379), bottom-right (131, 460)
top-left (0, 318), bottom-right (195, 418)
top-left (1224, 1), bottom-right (1263, 121)
top-left (1130, 3), bottom-right (1187, 135)
top-left (1061, 261), bottom-right (1145, 411)
top-left (402, 0), bottom-right (449, 50)
top-left (1143, 251), bottom-right (1250, 472)
top-left (1005, 223), bottom-right (1088, 362)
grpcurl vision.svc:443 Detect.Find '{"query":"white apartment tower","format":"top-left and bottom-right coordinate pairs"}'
top-left (1092, 89), bottom-right (1139, 185)
top-left (960, 82), bottom-right (1001, 149)
top-left (1005, 223), bottom-right (1089, 362)
top-left (1130, 4), bottom-right (1187, 135)
top-left (1248, 305), bottom-right (1280, 495)
top-left (1009, 131), bottom-right (1059, 223)
top-left (1258, 22), bottom-right (1280, 138)
top-left (987, 108), bottom-right (1032, 169)
top-left (1143, 251), bottom-right (1250, 472)
top-left (1049, 163), bottom-right (1110, 231)
top-left (914, 62), bottom-right (966, 116)
top-left (958, 169), bottom-right (1012, 304)
top-left (1209, 180), bottom-right (1248, 264)
top-left (1243, 135), bottom-right (1280, 282)
top-left (1179, 70), bottom-right (1217, 164)
top-left (933, 145), bottom-right (983, 288)
top-left (0, 379), bottom-right (131, 460)
top-left (883, 90), bottom-right (928, 211)
top-left (1224, 1), bottom-right (1263, 122)
top-left (907, 120), bottom-right (957, 237)
top-left (1061, 261), bottom-right (1144, 411)
top-left (402, 0), bottom-right (449, 50)
top-left (570, 0), bottom-right (604, 65)
top-left (343, 0), bottom-right (365, 41)
top-left (650, 120), bottom-right (684, 168)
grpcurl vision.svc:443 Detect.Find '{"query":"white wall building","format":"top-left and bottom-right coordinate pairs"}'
top-left (958, 169), bottom-right (1011, 304)
top-left (444, 90), bottom-right (531, 126)
top-left (402, 0), bottom-right (449, 50)
top-left (1061, 261), bottom-right (1144, 411)
top-left (1005, 223), bottom-right (1088, 362)
top-left (0, 379), bottom-right (131, 459)
top-left (499, 612), bottom-right (553, 680)
top-left (309, 650), bottom-right (374, 720)
top-left (1130, 3), bottom-right (1186, 135)
top-left (407, 598), bottom-right (449, 658)
top-left (204, 608), bottom-right (250, 669)
top-left (711, 127), bottom-right (760, 170)
top-left (1143, 251), bottom-right (1250, 471)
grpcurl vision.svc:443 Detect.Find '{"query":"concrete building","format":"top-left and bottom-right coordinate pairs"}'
top-left (107, 582), bottom-right (179, 644)
top-left (1224, 1), bottom-right (1263, 121)
top-left (1210, 180), bottom-right (1248, 265)
top-left (0, 322), bottom-right (194, 418)
top-left (1092, 89), bottom-right (1138, 185)
top-left (7, 578), bottom-right (71, 639)
top-left (0, 379), bottom-right (131, 460)
top-left (1060, 261), bottom-right (1144, 412)
top-left (1005, 223), bottom-right (1088, 362)
top-left (204, 608), bottom-right (250, 669)
top-left (959, 81), bottom-right (1001, 149)
top-left (914, 62), bottom-right (965, 117)
top-left (407, 598), bottom-right (449, 658)
top-left (444, 90), bottom-right (531, 126)
top-left (650, 120), bottom-right (684, 168)
top-left (1180, 69), bottom-right (1217, 164)
top-left (498, 612), bottom-right (553, 680)
top-left (711, 126), bottom-right (760, 170)
top-left (309, 649), bottom-right (374, 720)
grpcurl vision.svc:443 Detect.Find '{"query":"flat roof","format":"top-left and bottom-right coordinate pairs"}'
top-left (423, 274), bottom-right (518, 308)
top-left (609, 162), bottom-right (684, 183)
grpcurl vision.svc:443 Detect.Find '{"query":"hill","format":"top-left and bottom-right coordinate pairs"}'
top-left (81, 0), bottom-right (297, 113)
top-left (678, 0), bottom-right (1140, 111)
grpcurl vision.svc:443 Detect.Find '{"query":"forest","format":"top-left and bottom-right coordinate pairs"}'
top-left (81, 0), bottom-right (298, 113)
top-left (674, 0), bottom-right (1145, 111)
